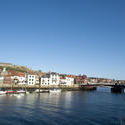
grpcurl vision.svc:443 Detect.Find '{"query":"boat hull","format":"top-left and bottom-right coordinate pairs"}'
top-left (6, 90), bottom-right (17, 94)
top-left (0, 91), bottom-right (6, 95)
top-left (80, 85), bottom-right (97, 91)
top-left (49, 89), bottom-right (61, 93)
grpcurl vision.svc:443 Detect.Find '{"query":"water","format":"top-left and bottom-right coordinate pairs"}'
top-left (0, 87), bottom-right (125, 125)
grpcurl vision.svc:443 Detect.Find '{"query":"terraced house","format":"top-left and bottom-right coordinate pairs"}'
top-left (40, 72), bottom-right (60, 86)
top-left (60, 75), bottom-right (74, 86)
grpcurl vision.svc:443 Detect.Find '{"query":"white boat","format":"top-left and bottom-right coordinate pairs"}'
top-left (49, 89), bottom-right (61, 93)
top-left (35, 89), bottom-right (43, 93)
top-left (17, 90), bottom-right (26, 94)
top-left (26, 91), bottom-right (30, 94)
top-left (0, 91), bottom-right (6, 95)
top-left (35, 89), bottom-right (49, 93)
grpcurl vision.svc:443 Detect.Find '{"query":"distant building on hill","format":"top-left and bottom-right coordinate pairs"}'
top-left (88, 77), bottom-right (113, 83)
top-left (1, 68), bottom-right (8, 76)
top-left (88, 77), bottom-right (98, 83)
top-left (0, 63), bottom-right (12, 67)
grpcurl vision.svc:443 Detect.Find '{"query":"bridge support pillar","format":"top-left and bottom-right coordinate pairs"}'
top-left (111, 87), bottom-right (124, 93)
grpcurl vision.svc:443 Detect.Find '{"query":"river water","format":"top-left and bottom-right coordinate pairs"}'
top-left (0, 87), bottom-right (125, 125)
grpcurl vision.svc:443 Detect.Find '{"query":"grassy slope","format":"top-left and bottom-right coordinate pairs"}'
top-left (0, 66), bottom-right (32, 73)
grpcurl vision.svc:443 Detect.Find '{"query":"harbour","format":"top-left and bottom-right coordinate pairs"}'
top-left (0, 0), bottom-right (125, 124)
top-left (0, 83), bottom-right (125, 95)
top-left (0, 87), bottom-right (125, 125)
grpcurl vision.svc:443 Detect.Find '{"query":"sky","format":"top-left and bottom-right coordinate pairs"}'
top-left (0, 0), bottom-right (125, 80)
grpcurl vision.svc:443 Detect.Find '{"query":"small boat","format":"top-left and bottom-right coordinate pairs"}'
top-left (49, 89), bottom-right (61, 93)
top-left (80, 84), bottom-right (97, 91)
top-left (26, 91), bottom-right (30, 94)
top-left (35, 89), bottom-right (49, 93)
top-left (6, 90), bottom-right (17, 94)
top-left (0, 91), bottom-right (6, 95)
top-left (35, 89), bottom-right (43, 93)
top-left (17, 90), bottom-right (26, 94)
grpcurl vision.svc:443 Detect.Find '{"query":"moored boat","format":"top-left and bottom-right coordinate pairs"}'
top-left (80, 85), bottom-right (97, 91)
top-left (17, 90), bottom-right (26, 94)
top-left (6, 90), bottom-right (17, 94)
top-left (35, 89), bottom-right (43, 93)
top-left (49, 89), bottom-right (61, 93)
top-left (0, 91), bottom-right (6, 95)
top-left (35, 89), bottom-right (49, 93)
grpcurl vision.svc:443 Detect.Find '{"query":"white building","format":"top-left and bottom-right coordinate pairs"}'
top-left (41, 72), bottom-right (60, 86)
top-left (26, 74), bottom-right (37, 85)
top-left (60, 76), bottom-right (74, 86)
top-left (9, 71), bottom-right (26, 85)
top-left (0, 68), bottom-right (5, 84)
top-left (0, 76), bottom-right (4, 84)
top-left (11, 76), bottom-right (26, 85)
top-left (1, 68), bottom-right (8, 76)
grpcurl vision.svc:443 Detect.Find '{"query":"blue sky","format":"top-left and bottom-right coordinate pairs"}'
top-left (0, 0), bottom-right (125, 79)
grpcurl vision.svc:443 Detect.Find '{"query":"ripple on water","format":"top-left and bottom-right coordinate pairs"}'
top-left (0, 90), bottom-right (125, 125)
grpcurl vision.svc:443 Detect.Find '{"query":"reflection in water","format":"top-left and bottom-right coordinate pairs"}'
top-left (63, 91), bottom-right (73, 109)
top-left (0, 88), bottom-right (125, 125)
top-left (97, 86), bottom-right (111, 93)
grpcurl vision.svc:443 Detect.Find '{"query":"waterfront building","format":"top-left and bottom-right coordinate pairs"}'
top-left (41, 72), bottom-right (60, 86)
top-left (0, 68), bottom-right (12, 84)
top-left (35, 75), bottom-right (40, 85)
top-left (60, 75), bottom-right (74, 86)
top-left (26, 74), bottom-right (37, 85)
top-left (75, 75), bottom-right (88, 84)
top-left (0, 68), bottom-right (6, 84)
top-left (9, 71), bottom-right (26, 85)
top-left (0, 76), bottom-right (4, 84)
top-left (116, 80), bottom-right (125, 84)
top-left (88, 77), bottom-right (98, 83)
top-left (87, 77), bottom-right (113, 84)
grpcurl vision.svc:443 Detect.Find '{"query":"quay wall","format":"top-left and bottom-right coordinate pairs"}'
top-left (0, 84), bottom-right (80, 91)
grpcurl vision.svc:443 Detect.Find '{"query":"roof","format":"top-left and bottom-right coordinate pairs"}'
top-left (66, 75), bottom-right (75, 78)
top-left (60, 76), bottom-right (66, 79)
top-left (8, 71), bottom-right (25, 77)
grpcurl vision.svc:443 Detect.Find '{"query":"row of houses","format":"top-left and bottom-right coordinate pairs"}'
top-left (0, 68), bottom-right (117, 86)
top-left (87, 77), bottom-right (113, 83)
top-left (0, 68), bottom-right (75, 86)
